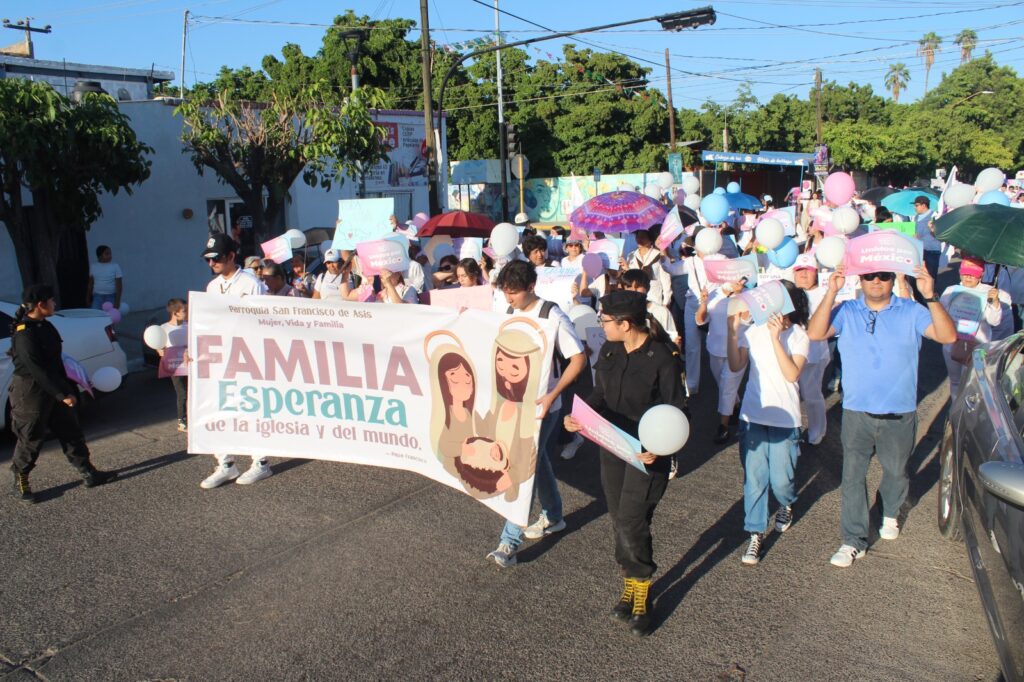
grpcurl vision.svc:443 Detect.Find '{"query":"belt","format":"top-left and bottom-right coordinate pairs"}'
top-left (866, 412), bottom-right (902, 420)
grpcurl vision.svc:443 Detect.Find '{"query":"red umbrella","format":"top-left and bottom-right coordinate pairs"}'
top-left (417, 211), bottom-right (496, 238)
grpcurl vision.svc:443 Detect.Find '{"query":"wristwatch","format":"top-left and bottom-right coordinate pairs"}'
top-left (923, 296), bottom-right (940, 303)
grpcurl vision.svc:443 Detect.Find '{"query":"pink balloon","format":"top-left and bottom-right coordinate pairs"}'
top-left (581, 253), bottom-right (603, 279)
top-left (101, 302), bottom-right (114, 311)
top-left (107, 308), bottom-right (122, 324)
top-left (412, 212), bottom-right (429, 229)
top-left (823, 172), bottom-right (856, 206)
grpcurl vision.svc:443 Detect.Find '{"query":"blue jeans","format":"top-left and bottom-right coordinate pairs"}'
top-left (739, 421), bottom-right (801, 534)
top-left (92, 293), bottom-right (116, 309)
top-left (499, 410), bottom-right (563, 550)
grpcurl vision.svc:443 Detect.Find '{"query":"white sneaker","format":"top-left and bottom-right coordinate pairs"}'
top-left (879, 517), bottom-right (900, 540)
top-left (236, 459), bottom-right (272, 485)
top-left (486, 543), bottom-right (517, 568)
top-left (561, 434), bottom-right (584, 460)
top-left (523, 513), bottom-right (567, 540)
top-left (200, 462), bottom-right (239, 489)
top-left (829, 544), bottom-right (866, 567)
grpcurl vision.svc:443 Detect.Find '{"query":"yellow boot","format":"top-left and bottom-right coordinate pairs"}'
top-left (629, 578), bottom-right (654, 636)
top-left (611, 577), bottom-right (634, 621)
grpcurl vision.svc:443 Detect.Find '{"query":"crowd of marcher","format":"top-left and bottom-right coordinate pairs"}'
top-left (9, 179), bottom-right (1024, 637)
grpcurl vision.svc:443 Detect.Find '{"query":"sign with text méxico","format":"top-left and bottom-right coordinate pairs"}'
top-left (356, 235), bottom-right (410, 277)
top-left (844, 230), bottom-right (923, 277)
top-left (187, 293), bottom-right (558, 525)
top-left (333, 198), bottom-right (396, 251)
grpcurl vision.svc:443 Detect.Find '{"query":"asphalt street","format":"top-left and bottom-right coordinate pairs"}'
top-left (0, 313), bottom-right (1003, 680)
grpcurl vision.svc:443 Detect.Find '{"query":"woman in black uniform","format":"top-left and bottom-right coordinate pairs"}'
top-left (564, 290), bottom-right (688, 637)
top-left (9, 285), bottom-right (116, 503)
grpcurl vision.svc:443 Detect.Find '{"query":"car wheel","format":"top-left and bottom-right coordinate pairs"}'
top-left (937, 420), bottom-right (963, 542)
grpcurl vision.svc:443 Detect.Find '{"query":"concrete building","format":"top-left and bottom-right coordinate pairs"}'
top-left (0, 55), bottom-right (174, 101)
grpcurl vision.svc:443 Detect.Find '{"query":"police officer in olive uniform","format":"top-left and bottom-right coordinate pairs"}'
top-left (564, 290), bottom-right (688, 636)
top-left (9, 285), bottom-right (116, 503)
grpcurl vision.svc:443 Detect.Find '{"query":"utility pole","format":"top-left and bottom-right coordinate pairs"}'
top-left (495, 0), bottom-right (509, 223)
top-left (420, 0), bottom-right (440, 215)
top-left (665, 48), bottom-right (676, 151)
top-left (1, 17), bottom-right (52, 59)
top-left (180, 10), bottom-right (189, 96)
top-left (814, 67), bottom-right (823, 145)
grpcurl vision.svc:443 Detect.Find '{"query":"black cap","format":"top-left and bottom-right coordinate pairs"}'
top-left (201, 232), bottom-right (238, 259)
top-left (600, 290), bottom-right (647, 318)
top-left (913, 195), bottom-right (931, 206)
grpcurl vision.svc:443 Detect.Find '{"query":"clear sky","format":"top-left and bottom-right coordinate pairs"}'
top-left (7, 0), bottom-right (1023, 110)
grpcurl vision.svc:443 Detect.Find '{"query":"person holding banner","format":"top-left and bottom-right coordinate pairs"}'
top-left (261, 263), bottom-right (302, 297)
top-left (199, 233), bottom-right (273, 489)
top-left (727, 280), bottom-right (810, 566)
top-left (289, 255), bottom-right (315, 298)
top-left (487, 261), bottom-right (585, 569)
top-left (939, 257), bottom-right (1003, 400)
top-left (379, 269), bottom-right (419, 304)
top-left (563, 290), bottom-right (687, 637)
top-left (808, 264), bottom-right (956, 567)
top-left (312, 250), bottom-right (347, 300)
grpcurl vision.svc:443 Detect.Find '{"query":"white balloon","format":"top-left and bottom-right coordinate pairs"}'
top-left (831, 206), bottom-right (860, 235)
top-left (975, 167), bottom-right (1006, 194)
top-left (695, 228), bottom-right (722, 255)
top-left (117, 302), bottom-right (130, 316)
top-left (682, 176), bottom-right (700, 195)
top-left (284, 228), bottom-right (306, 249)
top-left (573, 311), bottom-right (600, 340)
top-left (489, 223), bottom-right (519, 257)
top-left (656, 172), bottom-right (675, 190)
top-left (815, 236), bottom-right (847, 269)
top-left (638, 404), bottom-right (690, 456)
top-left (644, 183), bottom-right (663, 200)
top-left (91, 366), bottom-right (122, 392)
top-left (143, 325), bottom-right (167, 351)
top-left (683, 194), bottom-right (702, 211)
top-left (568, 304), bottom-right (595, 322)
top-left (755, 218), bottom-right (784, 250)
top-left (943, 182), bottom-right (976, 209)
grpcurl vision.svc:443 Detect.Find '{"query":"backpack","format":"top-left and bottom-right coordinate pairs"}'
top-left (508, 300), bottom-right (594, 398)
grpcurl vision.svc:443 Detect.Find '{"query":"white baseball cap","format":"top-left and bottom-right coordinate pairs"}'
top-left (793, 253), bottom-right (817, 270)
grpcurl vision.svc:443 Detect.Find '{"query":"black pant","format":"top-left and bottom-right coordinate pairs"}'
top-left (171, 376), bottom-right (188, 422)
top-left (9, 375), bottom-right (91, 475)
top-left (599, 449), bottom-right (670, 579)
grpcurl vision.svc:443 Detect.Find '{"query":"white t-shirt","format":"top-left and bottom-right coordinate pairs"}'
top-left (406, 259), bottom-right (430, 294)
top-left (648, 301), bottom-right (679, 344)
top-left (705, 287), bottom-right (732, 357)
top-left (206, 268), bottom-right (265, 297)
top-left (90, 262), bottom-right (123, 295)
top-left (380, 283), bottom-right (419, 304)
top-left (560, 255), bottom-right (584, 271)
top-left (627, 247), bottom-right (672, 305)
top-left (737, 322), bottom-right (809, 429)
top-left (314, 271), bottom-right (346, 299)
top-left (517, 298), bottom-right (584, 412)
top-left (161, 321), bottom-right (188, 349)
top-left (802, 286), bottom-right (831, 364)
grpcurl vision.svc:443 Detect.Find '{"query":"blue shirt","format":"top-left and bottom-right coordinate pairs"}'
top-left (831, 295), bottom-right (933, 413)
top-left (915, 210), bottom-right (940, 252)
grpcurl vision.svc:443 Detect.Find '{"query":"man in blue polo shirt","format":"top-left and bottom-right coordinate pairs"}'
top-left (808, 264), bottom-right (955, 567)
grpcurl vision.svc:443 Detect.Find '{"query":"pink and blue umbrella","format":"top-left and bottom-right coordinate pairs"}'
top-left (569, 191), bottom-right (668, 234)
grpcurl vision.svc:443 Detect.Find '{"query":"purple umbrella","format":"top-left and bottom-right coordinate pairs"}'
top-left (569, 191), bottom-right (669, 234)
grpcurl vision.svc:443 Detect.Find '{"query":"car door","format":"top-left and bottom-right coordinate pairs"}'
top-left (961, 335), bottom-right (1024, 682)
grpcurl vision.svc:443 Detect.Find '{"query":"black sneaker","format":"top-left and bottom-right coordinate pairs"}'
top-left (775, 505), bottom-right (793, 533)
top-left (741, 533), bottom-right (763, 565)
top-left (82, 468), bottom-right (117, 488)
top-left (713, 424), bottom-right (730, 444)
top-left (12, 471), bottom-right (36, 503)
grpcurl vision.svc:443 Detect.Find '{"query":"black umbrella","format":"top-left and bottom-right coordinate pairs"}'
top-left (861, 186), bottom-right (897, 204)
top-left (934, 204), bottom-right (1024, 268)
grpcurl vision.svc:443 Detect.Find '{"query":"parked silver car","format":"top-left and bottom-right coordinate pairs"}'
top-left (938, 331), bottom-right (1024, 682)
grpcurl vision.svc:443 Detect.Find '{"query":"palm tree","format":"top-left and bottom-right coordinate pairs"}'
top-left (955, 29), bottom-right (978, 63)
top-left (884, 63), bottom-right (910, 103)
top-left (918, 32), bottom-right (942, 94)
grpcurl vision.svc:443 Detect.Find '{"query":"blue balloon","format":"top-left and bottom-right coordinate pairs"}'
top-left (767, 236), bottom-right (799, 269)
top-left (700, 194), bottom-right (731, 224)
top-left (726, 181), bottom-right (741, 194)
top-left (978, 190), bottom-right (1011, 206)
top-left (713, 187), bottom-right (726, 195)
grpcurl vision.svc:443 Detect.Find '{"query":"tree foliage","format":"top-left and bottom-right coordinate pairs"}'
top-left (0, 79), bottom-right (151, 303)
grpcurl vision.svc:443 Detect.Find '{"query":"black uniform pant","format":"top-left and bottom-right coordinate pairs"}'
top-left (9, 375), bottom-right (91, 475)
top-left (599, 449), bottom-right (670, 579)
top-left (171, 376), bottom-right (188, 422)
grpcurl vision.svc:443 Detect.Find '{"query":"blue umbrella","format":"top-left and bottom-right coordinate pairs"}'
top-left (725, 192), bottom-right (762, 211)
top-left (881, 190), bottom-right (933, 219)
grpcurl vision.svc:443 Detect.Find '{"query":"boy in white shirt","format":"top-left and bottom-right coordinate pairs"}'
top-left (87, 245), bottom-right (123, 310)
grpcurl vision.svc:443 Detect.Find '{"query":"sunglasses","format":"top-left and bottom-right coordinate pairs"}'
top-left (861, 272), bottom-right (895, 282)
top-left (205, 255), bottom-right (226, 264)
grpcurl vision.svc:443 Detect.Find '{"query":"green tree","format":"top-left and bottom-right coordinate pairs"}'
top-left (176, 80), bottom-right (391, 244)
top-left (884, 63), bottom-right (910, 103)
top-left (918, 32), bottom-right (943, 94)
top-left (0, 79), bottom-right (152, 304)
top-left (955, 29), bottom-right (978, 64)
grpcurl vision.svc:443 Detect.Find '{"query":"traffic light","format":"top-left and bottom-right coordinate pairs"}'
top-left (505, 123), bottom-right (518, 158)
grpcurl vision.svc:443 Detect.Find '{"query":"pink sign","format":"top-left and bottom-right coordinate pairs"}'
top-left (260, 236), bottom-right (293, 264)
top-left (571, 395), bottom-right (647, 473)
top-left (587, 239), bottom-right (621, 270)
top-left (356, 237), bottom-right (411, 276)
top-left (945, 286), bottom-right (986, 339)
top-left (703, 255), bottom-right (758, 287)
top-left (844, 230), bottom-right (923, 277)
top-left (158, 346), bottom-right (189, 378)
top-left (727, 279), bottom-right (795, 325)
top-left (428, 285), bottom-right (496, 312)
top-left (656, 206), bottom-right (685, 250)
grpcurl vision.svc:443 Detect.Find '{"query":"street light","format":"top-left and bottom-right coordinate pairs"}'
top-left (431, 6), bottom-right (717, 212)
top-left (949, 90), bottom-right (994, 108)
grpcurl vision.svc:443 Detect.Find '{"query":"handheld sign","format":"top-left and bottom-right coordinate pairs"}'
top-left (260, 236), bottom-right (293, 264)
top-left (945, 285), bottom-right (987, 339)
top-left (727, 279), bottom-right (795, 325)
top-left (703, 254), bottom-right (758, 288)
top-left (844, 230), bottom-right (923, 277)
top-left (571, 395), bottom-right (647, 473)
top-left (356, 235), bottom-right (410, 277)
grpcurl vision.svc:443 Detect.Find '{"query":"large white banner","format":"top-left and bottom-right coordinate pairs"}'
top-left (187, 294), bottom-right (558, 525)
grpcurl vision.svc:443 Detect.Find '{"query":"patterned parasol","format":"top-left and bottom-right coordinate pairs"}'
top-left (569, 191), bottom-right (668, 234)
